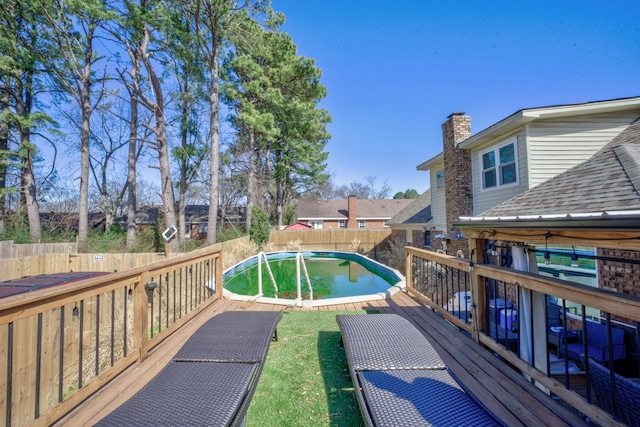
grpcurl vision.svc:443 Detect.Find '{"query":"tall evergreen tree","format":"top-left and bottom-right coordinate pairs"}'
top-left (225, 16), bottom-right (330, 228)
top-left (0, 1), bottom-right (52, 240)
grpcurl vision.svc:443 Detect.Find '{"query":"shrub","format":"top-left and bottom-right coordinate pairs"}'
top-left (249, 206), bottom-right (270, 251)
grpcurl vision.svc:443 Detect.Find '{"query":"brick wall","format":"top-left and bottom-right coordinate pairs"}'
top-left (597, 248), bottom-right (640, 298)
top-left (433, 113), bottom-right (473, 258)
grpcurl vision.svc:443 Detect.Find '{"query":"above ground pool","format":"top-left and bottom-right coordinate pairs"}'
top-left (223, 251), bottom-right (405, 307)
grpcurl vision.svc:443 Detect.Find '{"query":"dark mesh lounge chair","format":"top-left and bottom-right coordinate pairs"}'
top-left (336, 314), bottom-right (501, 426)
top-left (96, 311), bottom-right (282, 427)
top-left (583, 357), bottom-right (640, 427)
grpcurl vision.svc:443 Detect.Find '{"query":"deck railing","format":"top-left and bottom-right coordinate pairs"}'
top-left (0, 247), bottom-right (222, 427)
top-left (406, 246), bottom-right (640, 427)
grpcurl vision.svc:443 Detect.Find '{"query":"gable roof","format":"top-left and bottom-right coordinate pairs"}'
top-left (458, 96), bottom-right (640, 150)
top-left (297, 198), bottom-right (413, 220)
top-left (456, 118), bottom-right (640, 230)
top-left (387, 190), bottom-right (432, 226)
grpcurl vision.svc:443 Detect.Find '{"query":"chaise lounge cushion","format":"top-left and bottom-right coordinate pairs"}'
top-left (357, 369), bottom-right (501, 427)
top-left (96, 310), bottom-right (282, 427)
top-left (95, 361), bottom-right (258, 427)
top-left (336, 313), bottom-right (446, 370)
top-left (337, 314), bottom-right (501, 426)
top-left (174, 310), bottom-right (282, 362)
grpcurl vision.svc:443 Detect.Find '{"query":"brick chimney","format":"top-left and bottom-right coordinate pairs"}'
top-left (346, 195), bottom-right (358, 228)
top-left (443, 113), bottom-right (472, 249)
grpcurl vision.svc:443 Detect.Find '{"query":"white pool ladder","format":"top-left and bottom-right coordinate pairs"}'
top-left (257, 252), bottom-right (279, 299)
top-left (296, 252), bottom-right (313, 304)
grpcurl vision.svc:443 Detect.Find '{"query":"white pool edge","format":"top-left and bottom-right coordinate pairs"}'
top-left (222, 251), bottom-right (406, 308)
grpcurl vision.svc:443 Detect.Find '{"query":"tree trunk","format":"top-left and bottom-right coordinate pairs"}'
top-left (15, 74), bottom-right (41, 240)
top-left (0, 86), bottom-right (8, 234)
top-left (22, 147), bottom-right (41, 240)
top-left (141, 31), bottom-right (179, 253)
top-left (126, 44), bottom-right (142, 250)
top-left (77, 37), bottom-right (93, 251)
top-left (245, 128), bottom-right (255, 233)
top-left (207, 53), bottom-right (220, 245)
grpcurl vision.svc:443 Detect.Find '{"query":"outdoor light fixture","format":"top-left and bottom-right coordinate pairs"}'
top-left (544, 232), bottom-right (551, 265)
top-left (144, 280), bottom-right (157, 304)
top-left (571, 246), bottom-right (579, 268)
top-left (72, 304), bottom-right (79, 322)
top-left (127, 287), bottom-right (133, 301)
top-left (489, 241), bottom-right (498, 257)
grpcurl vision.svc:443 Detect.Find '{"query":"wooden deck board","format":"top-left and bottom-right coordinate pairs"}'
top-left (56, 293), bottom-right (587, 427)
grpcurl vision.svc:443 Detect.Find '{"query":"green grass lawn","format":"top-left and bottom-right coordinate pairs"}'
top-left (247, 310), bottom-right (373, 426)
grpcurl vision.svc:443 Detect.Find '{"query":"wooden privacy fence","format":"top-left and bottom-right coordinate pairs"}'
top-left (0, 241), bottom-right (77, 260)
top-left (0, 237), bottom-right (252, 282)
top-left (405, 246), bottom-right (640, 427)
top-left (0, 246), bottom-right (223, 427)
top-left (268, 229), bottom-right (392, 257)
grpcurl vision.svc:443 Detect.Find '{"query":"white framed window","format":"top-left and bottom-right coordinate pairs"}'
top-left (309, 220), bottom-right (324, 230)
top-left (338, 220), bottom-right (346, 229)
top-left (358, 220), bottom-right (366, 229)
top-left (436, 169), bottom-right (445, 190)
top-left (480, 138), bottom-right (518, 190)
top-left (383, 219), bottom-right (388, 227)
top-left (198, 223), bottom-right (208, 233)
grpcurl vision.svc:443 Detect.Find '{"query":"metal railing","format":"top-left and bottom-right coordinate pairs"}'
top-left (257, 251), bottom-right (279, 299)
top-left (405, 246), bottom-right (640, 427)
top-left (295, 252), bottom-right (313, 304)
top-left (0, 247), bottom-right (223, 427)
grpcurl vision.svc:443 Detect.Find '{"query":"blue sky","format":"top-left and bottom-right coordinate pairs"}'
top-left (272, 0), bottom-right (640, 195)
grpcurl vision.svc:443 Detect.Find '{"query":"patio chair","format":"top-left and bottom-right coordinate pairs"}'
top-left (95, 310), bottom-right (282, 427)
top-left (583, 357), bottom-right (640, 427)
top-left (336, 313), bottom-right (502, 426)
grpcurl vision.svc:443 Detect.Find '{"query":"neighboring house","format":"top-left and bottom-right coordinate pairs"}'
top-left (115, 205), bottom-right (246, 240)
top-left (387, 190), bottom-right (433, 249)
top-left (296, 195), bottom-right (413, 230)
top-left (40, 212), bottom-right (106, 233)
top-left (416, 96), bottom-right (640, 257)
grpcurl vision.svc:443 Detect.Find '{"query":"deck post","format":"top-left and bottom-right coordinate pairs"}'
top-left (215, 253), bottom-right (223, 299)
top-left (469, 237), bottom-right (485, 343)
top-left (134, 271), bottom-right (151, 361)
top-left (405, 246), bottom-right (413, 293)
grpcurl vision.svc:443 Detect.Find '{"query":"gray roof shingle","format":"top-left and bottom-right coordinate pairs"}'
top-left (297, 198), bottom-right (413, 220)
top-left (387, 190), bottom-right (432, 226)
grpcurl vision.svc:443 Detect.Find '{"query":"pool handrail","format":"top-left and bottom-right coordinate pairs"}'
top-left (257, 251), bottom-right (279, 299)
top-left (296, 252), bottom-right (313, 303)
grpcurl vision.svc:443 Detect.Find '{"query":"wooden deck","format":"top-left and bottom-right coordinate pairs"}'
top-left (56, 292), bottom-right (587, 426)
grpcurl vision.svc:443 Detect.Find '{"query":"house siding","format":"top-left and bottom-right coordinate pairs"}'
top-left (528, 112), bottom-right (639, 188)
top-left (472, 131), bottom-right (529, 215)
top-left (430, 167), bottom-right (447, 231)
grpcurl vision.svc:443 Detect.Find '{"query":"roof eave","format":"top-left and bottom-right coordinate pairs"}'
top-left (454, 214), bottom-right (640, 232)
top-left (416, 153), bottom-right (444, 171)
